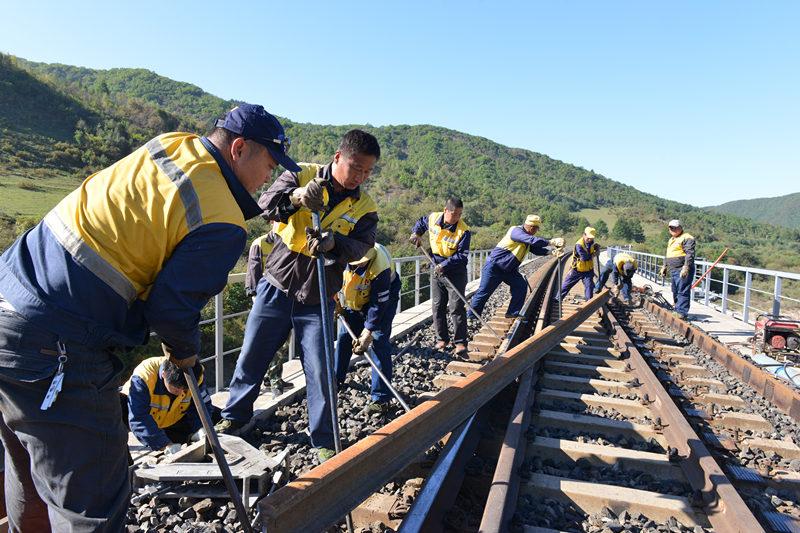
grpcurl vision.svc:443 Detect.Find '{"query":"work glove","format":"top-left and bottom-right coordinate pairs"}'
top-left (433, 264), bottom-right (444, 276)
top-left (659, 265), bottom-right (668, 277)
top-left (352, 329), bottom-right (373, 355)
top-left (306, 228), bottom-right (335, 256)
top-left (680, 265), bottom-right (690, 278)
top-left (409, 233), bottom-right (422, 247)
top-left (333, 298), bottom-right (345, 320)
top-left (290, 177), bottom-right (327, 211)
top-left (165, 443), bottom-right (183, 455)
top-left (189, 428), bottom-right (206, 443)
top-left (549, 238), bottom-right (565, 249)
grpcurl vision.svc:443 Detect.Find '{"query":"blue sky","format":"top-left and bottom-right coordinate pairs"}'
top-left (2, 1), bottom-right (798, 205)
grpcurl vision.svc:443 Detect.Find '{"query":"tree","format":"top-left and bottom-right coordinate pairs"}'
top-left (594, 219), bottom-right (609, 237)
top-left (612, 216), bottom-right (645, 243)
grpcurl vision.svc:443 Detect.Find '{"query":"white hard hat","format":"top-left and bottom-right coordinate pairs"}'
top-left (668, 219), bottom-right (682, 228)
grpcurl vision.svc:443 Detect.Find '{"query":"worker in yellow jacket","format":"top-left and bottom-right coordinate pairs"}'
top-left (0, 103), bottom-right (297, 529)
top-left (596, 251), bottom-right (638, 304)
top-left (558, 227), bottom-right (600, 301)
top-left (410, 197), bottom-right (471, 356)
top-left (122, 356), bottom-right (214, 452)
top-left (659, 219), bottom-right (696, 319)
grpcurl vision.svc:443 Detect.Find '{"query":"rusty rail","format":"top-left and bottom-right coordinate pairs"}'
top-left (477, 253), bottom-right (566, 531)
top-left (259, 290), bottom-right (610, 532)
top-left (609, 304), bottom-right (764, 532)
top-left (644, 301), bottom-right (800, 422)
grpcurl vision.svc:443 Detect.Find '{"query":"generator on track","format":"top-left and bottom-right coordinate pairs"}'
top-left (753, 313), bottom-right (800, 358)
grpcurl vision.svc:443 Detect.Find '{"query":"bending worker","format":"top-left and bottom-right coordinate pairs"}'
top-left (660, 219), bottom-right (696, 320)
top-left (246, 229), bottom-right (294, 399)
top-left (0, 103), bottom-right (295, 530)
top-left (217, 129), bottom-right (380, 464)
top-left (409, 197), bottom-right (471, 356)
top-left (334, 242), bottom-right (401, 415)
top-left (559, 226), bottom-right (600, 301)
top-left (122, 356), bottom-right (214, 452)
top-left (596, 250), bottom-right (638, 304)
top-left (469, 215), bottom-right (564, 319)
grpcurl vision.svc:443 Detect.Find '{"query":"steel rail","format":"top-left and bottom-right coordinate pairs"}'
top-left (399, 258), bottom-right (558, 532)
top-left (259, 289), bottom-right (610, 532)
top-left (644, 301), bottom-right (800, 421)
top-left (609, 303), bottom-right (764, 532)
top-left (478, 254), bottom-right (566, 532)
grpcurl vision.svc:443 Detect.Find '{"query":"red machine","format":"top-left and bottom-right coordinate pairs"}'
top-left (753, 314), bottom-right (800, 356)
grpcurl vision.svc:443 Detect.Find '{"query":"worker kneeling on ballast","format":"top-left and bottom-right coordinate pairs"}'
top-left (469, 215), bottom-right (564, 319)
top-left (334, 243), bottom-right (401, 415)
top-left (122, 356), bottom-right (215, 453)
top-left (596, 251), bottom-right (638, 304)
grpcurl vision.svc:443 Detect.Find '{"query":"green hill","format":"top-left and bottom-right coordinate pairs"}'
top-left (1, 52), bottom-right (797, 272)
top-left (708, 192), bottom-right (800, 230)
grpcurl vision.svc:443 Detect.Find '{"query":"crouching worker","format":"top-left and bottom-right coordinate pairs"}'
top-left (469, 215), bottom-right (563, 319)
top-left (122, 356), bottom-right (215, 452)
top-left (334, 243), bottom-right (401, 414)
top-left (596, 251), bottom-right (638, 304)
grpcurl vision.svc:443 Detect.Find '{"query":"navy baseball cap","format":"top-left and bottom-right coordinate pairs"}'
top-left (215, 104), bottom-right (301, 172)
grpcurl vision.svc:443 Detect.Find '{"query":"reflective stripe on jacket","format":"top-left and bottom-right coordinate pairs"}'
top-left (275, 164), bottom-right (377, 258)
top-left (572, 238), bottom-right (599, 273)
top-left (48, 133), bottom-right (246, 303)
top-left (341, 243), bottom-right (395, 311)
top-left (427, 212), bottom-right (469, 258)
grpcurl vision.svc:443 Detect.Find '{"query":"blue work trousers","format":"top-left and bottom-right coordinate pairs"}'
top-left (595, 261), bottom-right (632, 301)
top-left (559, 268), bottom-right (595, 301)
top-left (0, 306), bottom-right (129, 532)
top-left (670, 265), bottom-right (695, 316)
top-left (469, 261), bottom-right (529, 318)
top-left (222, 279), bottom-right (335, 449)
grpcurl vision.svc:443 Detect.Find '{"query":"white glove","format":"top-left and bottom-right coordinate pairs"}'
top-left (165, 443), bottom-right (183, 454)
top-left (549, 238), bottom-right (565, 248)
top-left (353, 330), bottom-right (374, 355)
top-left (680, 265), bottom-right (690, 278)
top-left (189, 428), bottom-right (206, 443)
top-left (409, 234), bottom-right (422, 247)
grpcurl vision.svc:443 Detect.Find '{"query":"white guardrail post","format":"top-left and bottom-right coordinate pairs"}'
top-left (214, 292), bottom-right (224, 394)
top-left (773, 276), bottom-right (782, 316)
top-left (721, 267), bottom-right (729, 315)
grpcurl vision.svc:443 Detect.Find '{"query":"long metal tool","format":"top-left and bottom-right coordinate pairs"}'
top-left (310, 211), bottom-right (354, 533)
top-left (556, 252), bottom-right (564, 319)
top-left (183, 368), bottom-right (253, 533)
top-left (417, 246), bottom-right (503, 341)
top-left (337, 315), bottom-right (412, 413)
top-left (690, 247), bottom-right (729, 290)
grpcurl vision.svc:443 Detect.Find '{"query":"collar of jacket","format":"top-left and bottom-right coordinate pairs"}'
top-left (200, 136), bottom-right (263, 220)
top-left (322, 162), bottom-right (362, 202)
top-left (436, 213), bottom-right (459, 231)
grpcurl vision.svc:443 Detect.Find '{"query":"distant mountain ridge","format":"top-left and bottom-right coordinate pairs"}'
top-left (708, 192), bottom-right (800, 230)
top-left (1, 52), bottom-right (798, 272)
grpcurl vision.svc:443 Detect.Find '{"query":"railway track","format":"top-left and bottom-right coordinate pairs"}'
top-left (129, 254), bottom-right (799, 532)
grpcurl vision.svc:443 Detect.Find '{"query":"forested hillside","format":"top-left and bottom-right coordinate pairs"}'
top-left (708, 192), bottom-right (800, 230)
top-left (1, 53), bottom-right (797, 272)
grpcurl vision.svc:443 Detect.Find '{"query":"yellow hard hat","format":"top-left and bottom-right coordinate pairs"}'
top-left (525, 214), bottom-right (541, 227)
top-left (584, 226), bottom-right (597, 239)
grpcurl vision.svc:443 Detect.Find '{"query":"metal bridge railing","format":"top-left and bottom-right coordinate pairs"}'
top-left (610, 247), bottom-right (800, 327)
top-left (202, 249), bottom-right (495, 393)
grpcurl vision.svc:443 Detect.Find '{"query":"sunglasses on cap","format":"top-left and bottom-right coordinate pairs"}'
top-left (265, 133), bottom-right (292, 154)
